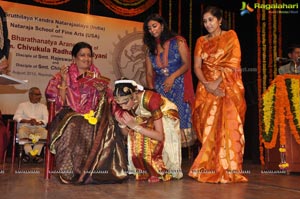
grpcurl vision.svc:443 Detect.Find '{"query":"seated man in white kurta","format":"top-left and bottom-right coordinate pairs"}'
top-left (13, 87), bottom-right (48, 163)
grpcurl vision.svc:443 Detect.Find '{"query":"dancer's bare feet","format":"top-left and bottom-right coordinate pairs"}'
top-left (148, 176), bottom-right (160, 183)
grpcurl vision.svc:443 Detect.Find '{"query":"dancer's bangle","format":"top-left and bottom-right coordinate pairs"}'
top-left (118, 123), bottom-right (127, 128)
top-left (132, 125), bottom-right (142, 132)
top-left (202, 81), bottom-right (209, 85)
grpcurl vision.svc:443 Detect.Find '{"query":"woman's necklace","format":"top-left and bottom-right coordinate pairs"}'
top-left (156, 40), bottom-right (171, 76)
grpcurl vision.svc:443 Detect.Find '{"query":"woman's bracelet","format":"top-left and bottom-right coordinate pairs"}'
top-left (58, 84), bottom-right (68, 89)
top-left (132, 125), bottom-right (142, 132)
top-left (202, 80), bottom-right (209, 85)
top-left (118, 123), bottom-right (127, 129)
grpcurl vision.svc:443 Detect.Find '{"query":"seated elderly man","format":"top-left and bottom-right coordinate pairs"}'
top-left (13, 87), bottom-right (48, 163)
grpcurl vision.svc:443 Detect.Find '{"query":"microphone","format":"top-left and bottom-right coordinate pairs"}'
top-left (276, 57), bottom-right (300, 62)
top-left (276, 57), bottom-right (291, 62)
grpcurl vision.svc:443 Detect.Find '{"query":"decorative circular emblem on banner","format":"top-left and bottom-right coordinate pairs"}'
top-left (111, 29), bottom-right (146, 86)
top-left (33, 0), bottom-right (70, 5)
top-left (99, 0), bottom-right (157, 16)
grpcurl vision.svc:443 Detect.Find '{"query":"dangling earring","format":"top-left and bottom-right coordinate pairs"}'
top-left (131, 94), bottom-right (139, 110)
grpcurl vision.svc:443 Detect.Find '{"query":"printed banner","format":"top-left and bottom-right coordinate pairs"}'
top-left (0, 1), bottom-right (145, 114)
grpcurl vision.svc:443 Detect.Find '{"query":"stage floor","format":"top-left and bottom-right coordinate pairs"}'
top-left (1, 158), bottom-right (299, 199)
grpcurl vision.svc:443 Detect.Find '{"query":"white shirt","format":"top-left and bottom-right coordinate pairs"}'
top-left (13, 101), bottom-right (48, 128)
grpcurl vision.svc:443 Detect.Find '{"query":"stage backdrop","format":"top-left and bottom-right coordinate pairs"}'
top-left (0, 1), bottom-right (145, 114)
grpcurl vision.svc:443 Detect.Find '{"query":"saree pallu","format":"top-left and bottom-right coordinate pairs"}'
top-left (45, 63), bottom-right (102, 114)
top-left (127, 91), bottom-right (183, 181)
top-left (189, 30), bottom-right (247, 183)
top-left (49, 94), bottom-right (128, 184)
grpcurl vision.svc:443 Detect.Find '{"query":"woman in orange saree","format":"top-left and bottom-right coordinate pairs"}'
top-left (188, 6), bottom-right (248, 183)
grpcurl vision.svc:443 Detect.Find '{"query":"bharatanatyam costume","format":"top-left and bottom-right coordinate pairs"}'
top-left (127, 90), bottom-right (183, 180)
top-left (46, 63), bottom-right (128, 184)
top-left (189, 30), bottom-right (248, 183)
top-left (148, 36), bottom-right (195, 147)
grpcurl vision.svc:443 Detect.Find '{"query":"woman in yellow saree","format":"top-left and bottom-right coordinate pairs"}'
top-left (188, 6), bottom-right (248, 183)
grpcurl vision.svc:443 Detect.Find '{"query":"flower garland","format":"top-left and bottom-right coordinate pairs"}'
top-left (268, 3), bottom-right (273, 83)
top-left (29, 134), bottom-right (41, 144)
top-left (257, 0), bottom-right (263, 165)
top-left (189, 0), bottom-right (192, 50)
top-left (261, 0), bottom-right (267, 92)
top-left (258, 0), bottom-right (284, 167)
top-left (99, 0), bottom-right (157, 16)
top-left (278, 0), bottom-right (282, 63)
top-left (272, 3), bottom-right (278, 78)
top-left (169, 0), bottom-right (172, 29)
top-left (260, 75), bottom-right (300, 168)
top-left (33, 0), bottom-right (70, 5)
top-left (279, 162), bottom-right (289, 169)
top-left (261, 84), bottom-right (276, 143)
top-left (285, 78), bottom-right (300, 140)
top-left (275, 77), bottom-right (287, 146)
top-left (178, 0), bottom-right (181, 35)
top-left (83, 110), bottom-right (98, 125)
